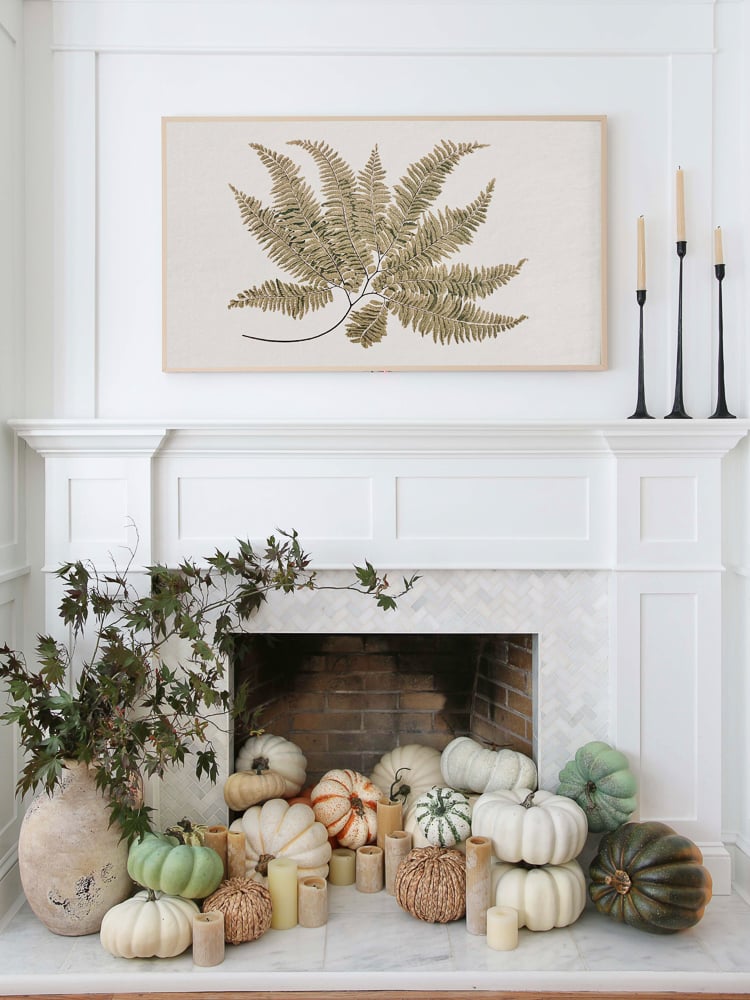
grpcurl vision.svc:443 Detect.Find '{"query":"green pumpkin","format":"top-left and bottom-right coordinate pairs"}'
top-left (557, 740), bottom-right (637, 832)
top-left (589, 821), bottom-right (712, 934)
top-left (127, 833), bottom-right (224, 899)
top-left (413, 786), bottom-right (472, 848)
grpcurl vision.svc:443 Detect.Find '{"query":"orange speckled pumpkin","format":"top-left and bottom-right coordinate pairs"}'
top-left (310, 769), bottom-right (380, 849)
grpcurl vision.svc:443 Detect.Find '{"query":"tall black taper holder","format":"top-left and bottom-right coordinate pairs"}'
top-left (709, 263), bottom-right (735, 419)
top-left (665, 240), bottom-right (690, 419)
top-left (628, 289), bottom-right (653, 419)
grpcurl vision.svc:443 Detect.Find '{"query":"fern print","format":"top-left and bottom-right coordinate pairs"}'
top-left (228, 138), bottom-right (528, 349)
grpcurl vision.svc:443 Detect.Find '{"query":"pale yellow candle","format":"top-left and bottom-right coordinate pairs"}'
top-left (227, 830), bottom-right (246, 880)
top-left (486, 905), bottom-right (519, 951)
top-left (203, 825), bottom-right (229, 880)
top-left (714, 226), bottom-right (724, 265)
top-left (192, 911), bottom-right (225, 966)
top-left (328, 848), bottom-right (356, 886)
top-left (384, 830), bottom-right (412, 895)
top-left (268, 857), bottom-right (298, 929)
top-left (355, 845), bottom-right (384, 893)
top-left (465, 836), bottom-right (492, 936)
top-left (298, 876), bottom-right (328, 927)
top-left (676, 167), bottom-right (686, 241)
top-left (636, 216), bottom-right (646, 290)
top-left (376, 798), bottom-right (403, 850)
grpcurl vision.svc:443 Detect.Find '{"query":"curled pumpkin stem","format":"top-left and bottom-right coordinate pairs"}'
top-left (389, 766), bottom-right (412, 803)
top-left (255, 852), bottom-right (275, 877)
top-left (521, 791), bottom-right (537, 809)
top-left (605, 869), bottom-right (632, 895)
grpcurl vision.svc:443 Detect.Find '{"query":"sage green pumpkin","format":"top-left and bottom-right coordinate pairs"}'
top-left (557, 740), bottom-right (637, 832)
top-left (127, 833), bottom-right (224, 899)
top-left (589, 821), bottom-right (712, 934)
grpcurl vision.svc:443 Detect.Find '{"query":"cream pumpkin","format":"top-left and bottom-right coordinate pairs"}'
top-left (235, 733), bottom-right (306, 797)
top-left (229, 798), bottom-right (331, 884)
top-left (370, 744), bottom-right (444, 810)
top-left (99, 889), bottom-right (198, 958)
top-left (471, 788), bottom-right (588, 866)
top-left (440, 736), bottom-right (538, 794)
top-left (311, 768), bottom-right (380, 849)
top-left (491, 859), bottom-right (587, 931)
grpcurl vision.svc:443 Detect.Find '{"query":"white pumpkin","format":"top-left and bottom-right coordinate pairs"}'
top-left (412, 786), bottom-right (473, 848)
top-left (491, 859), bottom-right (587, 931)
top-left (440, 736), bottom-right (537, 794)
top-left (235, 733), bottom-right (306, 797)
top-left (310, 768), bottom-right (380, 849)
top-left (370, 744), bottom-right (444, 810)
top-left (230, 798), bottom-right (331, 884)
top-left (99, 889), bottom-right (198, 958)
top-left (471, 788), bottom-right (587, 866)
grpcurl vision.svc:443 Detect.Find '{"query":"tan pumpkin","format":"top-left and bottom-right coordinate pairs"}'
top-left (99, 888), bottom-right (198, 958)
top-left (223, 769), bottom-right (288, 811)
top-left (229, 798), bottom-right (331, 884)
top-left (311, 768), bottom-right (380, 849)
top-left (370, 744), bottom-right (444, 810)
top-left (235, 733), bottom-right (306, 797)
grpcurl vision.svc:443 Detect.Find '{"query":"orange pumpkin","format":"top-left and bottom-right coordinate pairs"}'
top-left (310, 769), bottom-right (380, 849)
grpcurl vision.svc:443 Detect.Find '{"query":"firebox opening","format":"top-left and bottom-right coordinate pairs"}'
top-left (233, 633), bottom-right (535, 786)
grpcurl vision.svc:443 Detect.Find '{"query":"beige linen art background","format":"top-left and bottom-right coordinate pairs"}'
top-left (162, 116), bottom-right (606, 371)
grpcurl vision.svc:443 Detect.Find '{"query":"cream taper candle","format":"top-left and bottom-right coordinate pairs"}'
top-left (227, 830), bottom-right (246, 880)
top-left (714, 226), bottom-right (724, 265)
top-left (676, 167), bottom-right (686, 241)
top-left (486, 905), bottom-right (519, 951)
top-left (356, 845), bottom-right (384, 893)
top-left (637, 216), bottom-right (646, 291)
top-left (384, 830), bottom-right (412, 895)
top-left (192, 911), bottom-right (225, 966)
top-left (376, 798), bottom-right (403, 850)
top-left (465, 836), bottom-right (492, 935)
top-left (298, 876), bottom-right (328, 927)
top-left (203, 825), bottom-right (229, 880)
top-left (328, 848), bottom-right (356, 886)
top-left (268, 857), bottom-right (298, 929)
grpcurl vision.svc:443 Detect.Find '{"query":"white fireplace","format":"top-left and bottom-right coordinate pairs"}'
top-left (11, 417), bottom-right (748, 896)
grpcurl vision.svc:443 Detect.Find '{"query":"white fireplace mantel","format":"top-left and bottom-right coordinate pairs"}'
top-left (10, 418), bottom-right (750, 894)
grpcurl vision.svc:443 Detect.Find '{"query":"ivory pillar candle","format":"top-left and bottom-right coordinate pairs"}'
top-left (676, 167), bottom-right (686, 241)
top-left (376, 798), bottom-right (403, 850)
top-left (192, 910), bottom-right (225, 966)
top-left (486, 905), bottom-right (519, 951)
top-left (227, 830), bottom-right (247, 880)
top-left (465, 836), bottom-right (492, 935)
top-left (384, 830), bottom-right (412, 895)
top-left (328, 848), bottom-right (356, 886)
top-left (298, 876), bottom-right (328, 927)
top-left (203, 825), bottom-right (229, 880)
top-left (268, 857), bottom-right (298, 929)
top-left (356, 845), bottom-right (384, 893)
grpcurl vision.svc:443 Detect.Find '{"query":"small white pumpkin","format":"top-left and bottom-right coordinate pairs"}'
top-left (223, 769), bottom-right (288, 811)
top-left (441, 736), bottom-right (537, 794)
top-left (235, 733), bottom-right (306, 797)
top-left (99, 889), bottom-right (198, 958)
top-left (491, 859), bottom-right (587, 931)
top-left (230, 798), bottom-right (331, 884)
top-left (370, 744), bottom-right (444, 810)
top-left (412, 786), bottom-right (472, 848)
top-left (310, 768), bottom-right (380, 849)
top-left (471, 788), bottom-right (587, 866)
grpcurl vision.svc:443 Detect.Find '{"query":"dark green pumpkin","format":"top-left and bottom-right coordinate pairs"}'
top-left (589, 821), bottom-right (712, 934)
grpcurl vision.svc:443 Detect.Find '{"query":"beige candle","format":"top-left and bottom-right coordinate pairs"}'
top-left (356, 845), bottom-right (384, 893)
top-left (203, 825), bottom-right (229, 880)
top-left (268, 857), bottom-right (298, 929)
top-left (676, 167), bottom-right (686, 241)
top-left (192, 910), bottom-right (225, 966)
top-left (227, 829), bottom-right (246, 880)
top-left (384, 830), bottom-right (412, 895)
top-left (714, 226), bottom-right (724, 265)
top-left (328, 847), bottom-right (356, 886)
top-left (636, 215), bottom-right (646, 290)
top-left (486, 905), bottom-right (519, 951)
top-left (465, 836), bottom-right (492, 935)
top-left (376, 798), bottom-right (403, 850)
top-left (298, 876), bottom-right (328, 927)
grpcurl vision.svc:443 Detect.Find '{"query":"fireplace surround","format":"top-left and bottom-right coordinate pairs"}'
top-left (9, 417), bottom-right (749, 898)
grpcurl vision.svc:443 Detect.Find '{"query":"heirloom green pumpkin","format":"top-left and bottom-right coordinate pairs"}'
top-left (589, 821), bottom-right (712, 934)
top-left (127, 832), bottom-right (224, 899)
top-left (557, 740), bottom-right (637, 832)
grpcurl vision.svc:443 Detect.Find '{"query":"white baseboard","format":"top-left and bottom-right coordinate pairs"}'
top-left (727, 836), bottom-right (750, 903)
top-left (0, 859), bottom-right (24, 932)
top-left (697, 841), bottom-right (732, 895)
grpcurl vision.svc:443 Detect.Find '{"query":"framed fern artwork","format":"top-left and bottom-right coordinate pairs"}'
top-left (162, 116), bottom-right (606, 371)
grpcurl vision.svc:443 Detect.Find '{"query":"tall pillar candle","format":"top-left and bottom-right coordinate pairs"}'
top-left (328, 848), bottom-right (356, 886)
top-left (486, 905), bottom-right (519, 951)
top-left (376, 798), bottom-right (403, 850)
top-left (384, 830), bottom-right (412, 895)
top-left (465, 836), bottom-right (492, 935)
top-left (227, 829), bottom-right (247, 880)
top-left (356, 845), bottom-right (384, 893)
top-left (203, 825), bottom-right (229, 880)
top-left (268, 857), bottom-right (298, 929)
top-left (192, 911), bottom-right (225, 966)
top-left (298, 876), bottom-right (328, 928)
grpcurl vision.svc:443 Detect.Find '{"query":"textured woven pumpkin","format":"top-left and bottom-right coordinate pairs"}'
top-left (202, 877), bottom-right (273, 945)
top-left (394, 846), bottom-right (466, 923)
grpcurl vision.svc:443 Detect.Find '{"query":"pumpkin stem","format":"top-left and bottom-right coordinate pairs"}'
top-left (251, 755), bottom-right (270, 775)
top-left (255, 853), bottom-right (276, 877)
top-left (585, 780), bottom-right (598, 809)
top-left (605, 869), bottom-right (632, 895)
top-left (521, 791), bottom-right (537, 809)
top-left (145, 887), bottom-right (157, 902)
top-left (389, 767), bottom-right (412, 804)
top-left (350, 795), bottom-right (365, 816)
top-left (433, 786), bottom-right (450, 815)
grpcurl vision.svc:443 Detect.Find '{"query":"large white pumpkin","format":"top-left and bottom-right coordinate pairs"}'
top-left (471, 788), bottom-right (587, 866)
top-left (99, 889), bottom-right (198, 958)
top-left (441, 736), bottom-right (537, 794)
top-left (235, 733), bottom-right (306, 797)
top-left (491, 859), bottom-right (587, 931)
top-left (230, 798), bottom-right (331, 884)
top-left (370, 744), bottom-right (444, 810)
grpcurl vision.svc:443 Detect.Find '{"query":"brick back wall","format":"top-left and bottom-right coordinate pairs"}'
top-left (233, 633), bottom-right (533, 784)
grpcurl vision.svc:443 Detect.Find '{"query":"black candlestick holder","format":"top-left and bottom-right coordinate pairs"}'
top-left (628, 289), bottom-right (653, 419)
top-left (665, 240), bottom-right (691, 419)
top-left (709, 263), bottom-right (735, 419)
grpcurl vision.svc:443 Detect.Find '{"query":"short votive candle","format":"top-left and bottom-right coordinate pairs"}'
top-left (486, 905), bottom-right (519, 951)
top-left (268, 857), bottom-right (298, 929)
top-left (192, 910), bottom-right (225, 966)
top-left (298, 876), bottom-right (328, 927)
top-left (356, 845), bottom-right (384, 893)
top-left (328, 848), bottom-right (356, 886)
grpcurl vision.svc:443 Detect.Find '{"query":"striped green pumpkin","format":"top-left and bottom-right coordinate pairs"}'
top-left (413, 787), bottom-right (472, 848)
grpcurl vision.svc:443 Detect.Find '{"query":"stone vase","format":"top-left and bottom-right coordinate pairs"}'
top-left (18, 760), bottom-right (133, 935)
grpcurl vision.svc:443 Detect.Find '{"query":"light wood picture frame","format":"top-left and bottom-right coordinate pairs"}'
top-left (162, 116), bottom-right (607, 372)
